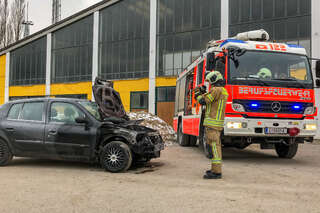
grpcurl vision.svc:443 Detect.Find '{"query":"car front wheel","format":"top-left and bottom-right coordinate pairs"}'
top-left (100, 141), bottom-right (132, 173)
top-left (0, 139), bottom-right (13, 166)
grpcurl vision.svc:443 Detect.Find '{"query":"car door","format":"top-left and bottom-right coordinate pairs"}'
top-left (3, 101), bottom-right (46, 155)
top-left (44, 101), bottom-right (96, 161)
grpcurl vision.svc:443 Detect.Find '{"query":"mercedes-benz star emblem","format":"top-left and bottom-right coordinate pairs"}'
top-left (271, 102), bottom-right (281, 112)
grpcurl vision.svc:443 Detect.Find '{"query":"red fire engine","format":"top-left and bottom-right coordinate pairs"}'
top-left (173, 29), bottom-right (320, 159)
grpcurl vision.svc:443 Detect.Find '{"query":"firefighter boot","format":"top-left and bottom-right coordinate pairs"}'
top-left (203, 170), bottom-right (222, 179)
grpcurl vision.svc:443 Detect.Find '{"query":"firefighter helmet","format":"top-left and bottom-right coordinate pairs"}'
top-left (205, 71), bottom-right (223, 85)
top-left (257, 68), bottom-right (272, 79)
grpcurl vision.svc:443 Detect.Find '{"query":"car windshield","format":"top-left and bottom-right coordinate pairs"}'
top-left (79, 101), bottom-right (101, 120)
top-left (229, 51), bottom-right (313, 89)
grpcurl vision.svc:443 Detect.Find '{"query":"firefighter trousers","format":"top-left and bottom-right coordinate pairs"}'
top-left (205, 127), bottom-right (222, 174)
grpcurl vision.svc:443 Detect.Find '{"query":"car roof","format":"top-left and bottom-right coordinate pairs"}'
top-left (7, 97), bottom-right (89, 104)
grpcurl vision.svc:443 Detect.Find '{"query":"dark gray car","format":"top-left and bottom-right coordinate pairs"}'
top-left (0, 98), bottom-right (164, 172)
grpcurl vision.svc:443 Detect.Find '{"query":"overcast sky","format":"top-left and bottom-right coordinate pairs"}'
top-left (28, 0), bottom-right (102, 34)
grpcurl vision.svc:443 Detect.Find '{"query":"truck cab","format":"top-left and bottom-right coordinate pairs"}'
top-left (174, 29), bottom-right (320, 159)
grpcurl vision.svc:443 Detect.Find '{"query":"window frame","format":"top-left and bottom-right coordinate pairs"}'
top-left (7, 101), bottom-right (45, 123)
top-left (130, 91), bottom-right (149, 110)
top-left (156, 86), bottom-right (176, 103)
top-left (48, 101), bottom-right (87, 125)
top-left (6, 103), bottom-right (23, 121)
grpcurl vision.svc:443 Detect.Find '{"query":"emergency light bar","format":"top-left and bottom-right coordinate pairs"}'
top-left (207, 29), bottom-right (270, 49)
top-left (232, 29), bottom-right (270, 41)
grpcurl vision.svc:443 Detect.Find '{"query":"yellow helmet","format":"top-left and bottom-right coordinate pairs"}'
top-left (258, 68), bottom-right (272, 79)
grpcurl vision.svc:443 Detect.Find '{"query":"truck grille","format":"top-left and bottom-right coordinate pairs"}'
top-left (233, 100), bottom-right (313, 114)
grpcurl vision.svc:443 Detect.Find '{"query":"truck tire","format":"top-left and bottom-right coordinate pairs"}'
top-left (177, 124), bottom-right (190, 146)
top-left (189, 135), bottom-right (197, 146)
top-left (100, 141), bottom-right (132, 172)
top-left (275, 142), bottom-right (298, 159)
top-left (199, 129), bottom-right (213, 159)
top-left (0, 139), bottom-right (13, 166)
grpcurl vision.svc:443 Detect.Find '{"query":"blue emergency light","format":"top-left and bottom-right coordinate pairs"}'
top-left (250, 103), bottom-right (259, 109)
top-left (292, 104), bottom-right (301, 110)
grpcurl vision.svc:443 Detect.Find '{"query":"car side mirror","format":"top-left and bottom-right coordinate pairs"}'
top-left (316, 60), bottom-right (320, 78)
top-left (75, 117), bottom-right (89, 124)
top-left (206, 52), bottom-right (216, 71)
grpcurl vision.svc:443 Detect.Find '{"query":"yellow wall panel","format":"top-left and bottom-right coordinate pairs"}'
top-left (156, 77), bottom-right (177, 87)
top-left (0, 55), bottom-right (6, 105)
top-left (9, 85), bottom-right (46, 97)
top-left (113, 78), bottom-right (149, 111)
top-left (51, 82), bottom-right (93, 100)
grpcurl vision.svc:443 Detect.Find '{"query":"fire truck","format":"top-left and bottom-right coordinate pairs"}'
top-left (173, 29), bottom-right (320, 159)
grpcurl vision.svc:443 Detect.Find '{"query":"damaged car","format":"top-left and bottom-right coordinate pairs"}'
top-left (0, 78), bottom-right (164, 172)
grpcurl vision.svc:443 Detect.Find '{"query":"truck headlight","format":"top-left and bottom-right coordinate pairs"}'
top-left (232, 103), bottom-right (245, 112)
top-left (227, 122), bottom-right (242, 129)
top-left (304, 107), bottom-right (315, 115)
top-left (305, 124), bottom-right (317, 131)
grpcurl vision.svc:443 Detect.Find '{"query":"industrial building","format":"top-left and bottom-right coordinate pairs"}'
top-left (0, 0), bottom-right (319, 129)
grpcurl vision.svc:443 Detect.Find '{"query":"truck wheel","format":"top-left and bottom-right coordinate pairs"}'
top-left (0, 139), bottom-right (13, 166)
top-left (100, 141), bottom-right (132, 172)
top-left (200, 130), bottom-right (213, 159)
top-left (275, 143), bottom-right (298, 159)
top-left (177, 124), bottom-right (190, 146)
top-left (189, 136), bottom-right (197, 146)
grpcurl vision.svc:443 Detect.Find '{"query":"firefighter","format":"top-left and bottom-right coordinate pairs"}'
top-left (257, 68), bottom-right (272, 79)
top-left (195, 71), bottom-right (229, 179)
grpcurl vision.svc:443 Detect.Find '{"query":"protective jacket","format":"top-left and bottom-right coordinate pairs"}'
top-left (197, 87), bottom-right (229, 130)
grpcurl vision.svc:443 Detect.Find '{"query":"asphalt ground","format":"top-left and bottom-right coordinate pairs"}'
top-left (0, 142), bottom-right (320, 213)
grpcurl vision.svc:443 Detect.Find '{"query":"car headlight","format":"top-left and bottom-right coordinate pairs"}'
top-left (232, 103), bottom-right (245, 112)
top-left (227, 122), bottom-right (243, 129)
top-left (304, 107), bottom-right (315, 115)
top-left (305, 124), bottom-right (317, 131)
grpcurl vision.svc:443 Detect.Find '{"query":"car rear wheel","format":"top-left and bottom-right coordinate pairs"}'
top-left (100, 141), bottom-right (132, 172)
top-left (177, 123), bottom-right (190, 146)
top-left (275, 142), bottom-right (298, 159)
top-left (0, 139), bottom-right (13, 166)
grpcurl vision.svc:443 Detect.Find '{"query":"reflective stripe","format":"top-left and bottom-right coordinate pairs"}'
top-left (216, 100), bottom-right (222, 120)
top-left (206, 102), bottom-right (211, 117)
top-left (207, 94), bottom-right (214, 102)
top-left (211, 160), bottom-right (222, 164)
top-left (221, 88), bottom-right (229, 96)
top-left (204, 121), bottom-right (224, 127)
top-left (218, 100), bottom-right (225, 120)
top-left (203, 119), bottom-right (224, 127)
top-left (197, 95), bottom-right (203, 102)
top-left (212, 142), bottom-right (219, 159)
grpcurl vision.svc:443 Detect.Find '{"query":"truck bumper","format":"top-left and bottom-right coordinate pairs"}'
top-left (224, 117), bottom-right (316, 137)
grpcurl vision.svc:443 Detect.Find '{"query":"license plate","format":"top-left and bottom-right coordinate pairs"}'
top-left (265, 127), bottom-right (287, 134)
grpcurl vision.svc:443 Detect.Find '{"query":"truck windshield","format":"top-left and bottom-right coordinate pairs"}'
top-left (229, 51), bottom-right (313, 89)
top-left (79, 101), bottom-right (101, 121)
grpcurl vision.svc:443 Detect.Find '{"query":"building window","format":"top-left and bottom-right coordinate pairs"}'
top-left (157, 87), bottom-right (176, 102)
top-left (99, 0), bottom-right (150, 80)
top-left (130, 91), bottom-right (148, 110)
top-left (52, 15), bottom-right (93, 83)
top-left (10, 37), bottom-right (47, 86)
top-left (157, 0), bottom-right (221, 77)
top-left (229, 0), bottom-right (311, 56)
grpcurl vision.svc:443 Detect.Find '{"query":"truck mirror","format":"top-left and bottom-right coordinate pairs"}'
top-left (206, 52), bottom-right (216, 71)
top-left (316, 60), bottom-right (320, 78)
